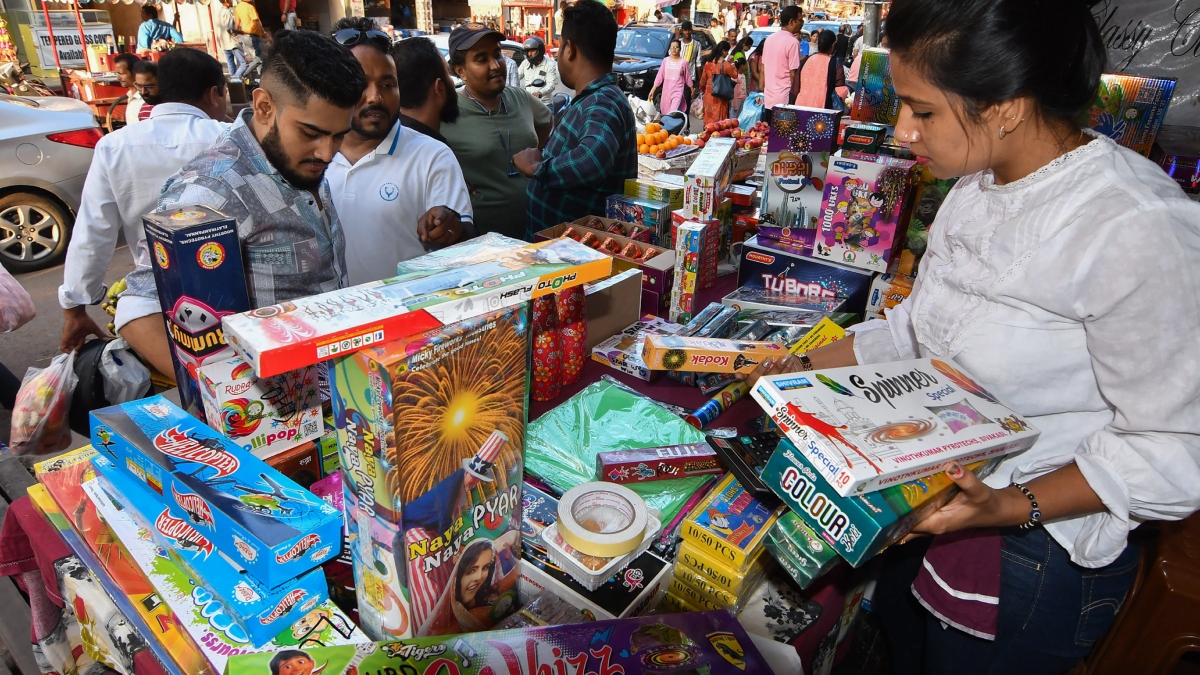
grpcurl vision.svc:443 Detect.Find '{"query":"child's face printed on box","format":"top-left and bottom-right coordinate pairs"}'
top-left (276, 656), bottom-right (314, 675)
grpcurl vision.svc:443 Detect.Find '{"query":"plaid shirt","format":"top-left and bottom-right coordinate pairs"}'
top-left (123, 109), bottom-right (346, 310)
top-left (526, 73), bottom-right (637, 237)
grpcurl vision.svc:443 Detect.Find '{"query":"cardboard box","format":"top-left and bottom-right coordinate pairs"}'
top-left (1152, 125), bottom-right (1200, 194)
top-left (1089, 74), bottom-right (1176, 157)
top-left (330, 305), bottom-right (528, 639)
top-left (814, 151), bottom-right (920, 273)
top-left (680, 474), bottom-right (785, 572)
top-left (583, 268), bottom-right (645, 350)
top-left (762, 440), bottom-right (1002, 566)
top-left (595, 443), bottom-right (722, 483)
top-left (684, 137), bottom-right (737, 220)
top-left (623, 177), bottom-right (685, 211)
top-left (142, 207), bottom-right (250, 421)
top-left (591, 316), bottom-right (684, 381)
top-left (851, 48), bottom-right (902, 125)
top-left (750, 358), bottom-right (1041, 496)
top-left (905, 166), bottom-right (958, 274)
top-left (738, 235), bottom-right (874, 311)
top-left (198, 356), bottom-right (322, 459)
top-left (669, 221), bottom-right (705, 323)
top-left (92, 455), bottom-right (329, 647)
top-left (89, 395), bottom-right (343, 589)
top-left (642, 335), bottom-right (788, 374)
top-left (606, 194), bottom-right (673, 245)
top-left (762, 511), bottom-right (839, 588)
top-left (841, 123), bottom-right (887, 154)
top-left (264, 439), bottom-right (323, 488)
top-left (722, 286), bottom-right (850, 314)
top-left (222, 234), bottom-right (610, 378)
top-left (676, 541), bottom-right (767, 596)
top-left (537, 219), bottom-right (676, 310)
top-left (866, 273), bottom-right (915, 318)
top-left (726, 183), bottom-right (757, 208)
top-left (223, 610), bottom-right (773, 675)
top-left (760, 106), bottom-right (842, 248)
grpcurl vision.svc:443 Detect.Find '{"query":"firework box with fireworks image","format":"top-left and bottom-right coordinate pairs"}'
top-left (760, 105), bottom-right (842, 243)
top-left (681, 473), bottom-right (785, 572)
top-left (684, 137), bottom-right (736, 221)
top-left (850, 48), bottom-right (902, 125)
top-left (750, 357), bottom-right (1040, 497)
top-left (762, 439), bottom-right (1003, 567)
top-left (83, 474), bottom-right (368, 673)
top-left (736, 235), bottom-right (874, 307)
top-left (92, 454), bottom-right (329, 647)
top-left (198, 356), bottom-right (323, 460)
top-left (642, 335), bottom-right (789, 375)
top-left (813, 151), bottom-right (920, 273)
top-left (89, 395), bottom-right (344, 589)
top-left (222, 234), bottom-right (610, 378)
top-left (330, 305), bottom-right (528, 641)
top-left (223, 610), bottom-right (769, 675)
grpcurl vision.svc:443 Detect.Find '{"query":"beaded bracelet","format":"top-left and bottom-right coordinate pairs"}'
top-left (1011, 482), bottom-right (1042, 530)
top-left (798, 353), bottom-right (814, 371)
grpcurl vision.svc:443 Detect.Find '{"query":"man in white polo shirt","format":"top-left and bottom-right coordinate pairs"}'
top-left (325, 18), bottom-right (474, 285)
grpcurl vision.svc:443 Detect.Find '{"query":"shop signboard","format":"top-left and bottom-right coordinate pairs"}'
top-left (30, 23), bottom-right (113, 68)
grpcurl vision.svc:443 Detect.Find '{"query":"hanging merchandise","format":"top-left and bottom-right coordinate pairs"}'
top-left (555, 286), bottom-right (586, 386)
top-left (532, 294), bottom-right (563, 401)
top-left (0, 15), bottom-right (18, 64)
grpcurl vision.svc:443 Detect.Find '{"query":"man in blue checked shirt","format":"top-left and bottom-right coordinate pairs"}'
top-left (513, 0), bottom-right (636, 238)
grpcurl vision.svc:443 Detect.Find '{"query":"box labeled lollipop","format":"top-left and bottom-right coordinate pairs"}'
top-left (89, 395), bottom-right (343, 589)
top-left (750, 358), bottom-right (1040, 497)
top-left (222, 234), bottom-right (610, 378)
top-left (330, 305), bottom-right (528, 640)
top-left (91, 454), bottom-right (328, 647)
top-left (197, 356), bottom-right (322, 459)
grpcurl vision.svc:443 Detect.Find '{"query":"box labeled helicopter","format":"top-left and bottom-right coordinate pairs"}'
top-left (89, 395), bottom-right (343, 590)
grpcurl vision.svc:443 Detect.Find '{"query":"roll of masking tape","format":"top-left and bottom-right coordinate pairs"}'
top-left (556, 482), bottom-right (649, 558)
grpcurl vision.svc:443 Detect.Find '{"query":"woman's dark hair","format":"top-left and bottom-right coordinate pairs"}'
top-left (268, 650), bottom-right (311, 675)
top-left (739, 36), bottom-right (753, 50)
top-left (817, 29), bottom-right (836, 55)
top-left (712, 39), bottom-right (731, 61)
top-left (454, 539), bottom-right (497, 608)
top-left (885, 0), bottom-right (1106, 125)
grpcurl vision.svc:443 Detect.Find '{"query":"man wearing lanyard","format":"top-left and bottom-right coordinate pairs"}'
top-left (58, 48), bottom-right (228, 377)
top-left (442, 23), bottom-right (551, 241)
top-left (325, 19), bottom-right (474, 285)
top-left (118, 30), bottom-right (366, 359)
top-left (514, 0), bottom-right (635, 238)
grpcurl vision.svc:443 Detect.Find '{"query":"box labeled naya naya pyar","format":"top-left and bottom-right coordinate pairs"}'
top-left (751, 358), bottom-right (1040, 496)
top-left (331, 305), bottom-right (528, 641)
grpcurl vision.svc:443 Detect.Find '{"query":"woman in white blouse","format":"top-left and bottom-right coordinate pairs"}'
top-left (752, 0), bottom-right (1200, 671)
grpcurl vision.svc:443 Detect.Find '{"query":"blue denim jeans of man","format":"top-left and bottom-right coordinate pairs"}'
top-left (876, 526), bottom-right (1141, 675)
top-left (223, 48), bottom-right (248, 78)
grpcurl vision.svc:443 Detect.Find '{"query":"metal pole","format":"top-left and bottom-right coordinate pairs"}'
top-left (71, 0), bottom-right (89, 70)
top-left (863, 0), bottom-right (880, 47)
top-left (40, 0), bottom-right (63, 70)
top-left (207, 2), bottom-right (218, 56)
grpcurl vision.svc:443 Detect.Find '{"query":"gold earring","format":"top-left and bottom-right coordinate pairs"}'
top-left (998, 125), bottom-right (1007, 140)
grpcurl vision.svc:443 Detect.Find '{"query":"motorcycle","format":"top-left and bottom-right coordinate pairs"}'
top-left (0, 62), bottom-right (56, 97)
top-left (531, 78), bottom-right (572, 128)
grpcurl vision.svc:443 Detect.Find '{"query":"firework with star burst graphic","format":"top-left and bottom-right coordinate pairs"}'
top-left (762, 106), bottom-right (842, 238)
top-left (814, 151), bottom-right (920, 273)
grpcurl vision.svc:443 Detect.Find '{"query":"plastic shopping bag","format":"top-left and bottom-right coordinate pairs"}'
top-left (100, 338), bottom-right (151, 404)
top-left (10, 351), bottom-right (77, 455)
top-left (738, 91), bottom-right (765, 131)
top-left (0, 265), bottom-right (35, 333)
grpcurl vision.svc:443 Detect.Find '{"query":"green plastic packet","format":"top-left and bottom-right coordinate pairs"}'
top-left (524, 379), bottom-right (713, 524)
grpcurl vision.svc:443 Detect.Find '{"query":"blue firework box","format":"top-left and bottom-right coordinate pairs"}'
top-left (89, 395), bottom-right (342, 589)
top-left (737, 235), bottom-right (873, 312)
top-left (91, 454), bottom-right (328, 647)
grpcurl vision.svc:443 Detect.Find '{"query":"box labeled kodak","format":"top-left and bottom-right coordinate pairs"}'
top-left (681, 474), bottom-right (785, 572)
top-left (198, 356), bottom-right (322, 459)
top-left (751, 357), bottom-right (1039, 495)
top-left (89, 395), bottom-right (343, 589)
top-left (642, 335), bottom-right (789, 374)
top-left (591, 316), bottom-right (683, 381)
top-left (92, 455), bottom-right (328, 647)
top-left (223, 234), bottom-right (610, 377)
top-left (763, 438), bottom-right (1003, 566)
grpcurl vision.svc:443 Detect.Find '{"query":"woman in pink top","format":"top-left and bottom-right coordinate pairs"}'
top-left (795, 29), bottom-right (848, 109)
top-left (648, 39), bottom-right (692, 115)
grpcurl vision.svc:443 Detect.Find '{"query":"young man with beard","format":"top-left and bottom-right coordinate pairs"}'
top-left (393, 36), bottom-right (459, 144)
top-left (120, 29), bottom-right (365, 343)
top-left (325, 19), bottom-right (474, 284)
top-left (514, 0), bottom-right (635, 237)
top-left (442, 23), bottom-right (551, 241)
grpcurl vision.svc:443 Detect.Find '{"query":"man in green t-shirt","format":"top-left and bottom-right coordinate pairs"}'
top-left (442, 24), bottom-right (552, 241)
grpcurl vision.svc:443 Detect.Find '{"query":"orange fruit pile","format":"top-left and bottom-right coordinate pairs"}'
top-left (637, 123), bottom-right (694, 156)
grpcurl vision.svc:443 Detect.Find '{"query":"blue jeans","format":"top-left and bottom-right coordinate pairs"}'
top-left (223, 48), bottom-right (247, 78)
top-left (876, 526), bottom-right (1140, 675)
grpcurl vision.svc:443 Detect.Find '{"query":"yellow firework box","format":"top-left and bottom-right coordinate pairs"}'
top-left (681, 474), bottom-right (785, 572)
top-left (676, 541), bottom-right (767, 595)
top-left (658, 591), bottom-right (700, 614)
top-left (670, 564), bottom-right (757, 612)
top-left (331, 304), bottom-right (530, 640)
top-left (642, 335), bottom-right (788, 374)
top-left (666, 577), bottom-right (728, 612)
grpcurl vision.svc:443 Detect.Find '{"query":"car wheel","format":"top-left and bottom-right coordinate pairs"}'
top-left (0, 192), bottom-right (73, 273)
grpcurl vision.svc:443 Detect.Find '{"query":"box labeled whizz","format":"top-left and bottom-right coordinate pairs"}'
top-left (760, 106), bottom-right (841, 241)
top-left (596, 443), bottom-right (723, 484)
top-left (198, 356), bottom-right (322, 459)
top-left (89, 395), bottom-right (343, 589)
top-left (763, 438), bottom-right (1002, 566)
top-left (222, 234), bottom-right (610, 377)
top-left (331, 305), bottom-right (528, 640)
top-left (642, 335), bottom-right (788, 374)
top-left (143, 207), bottom-right (250, 421)
top-left (91, 454), bottom-right (328, 647)
top-left (750, 358), bottom-right (1040, 496)
top-left (681, 474), bottom-right (784, 572)
top-left (814, 152), bottom-right (919, 273)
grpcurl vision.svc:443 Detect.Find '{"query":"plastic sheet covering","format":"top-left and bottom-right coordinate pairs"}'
top-left (524, 379), bottom-right (715, 524)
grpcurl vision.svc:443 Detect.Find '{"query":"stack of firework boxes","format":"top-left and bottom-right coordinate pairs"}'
top-left (748, 358), bottom-right (1041, 584)
top-left (669, 137), bottom-right (738, 323)
top-left (660, 473), bottom-right (784, 615)
top-left (215, 234), bottom-right (611, 641)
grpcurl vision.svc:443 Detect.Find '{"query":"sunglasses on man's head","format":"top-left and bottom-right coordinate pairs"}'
top-left (333, 28), bottom-right (391, 50)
